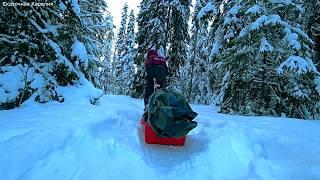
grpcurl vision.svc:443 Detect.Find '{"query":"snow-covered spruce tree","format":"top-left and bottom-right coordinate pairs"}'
top-left (205, 0), bottom-right (230, 105)
top-left (53, 0), bottom-right (114, 89)
top-left (115, 10), bottom-right (136, 96)
top-left (66, 0), bottom-right (114, 87)
top-left (148, 0), bottom-right (169, 53)
top-left (0, 0), bottom-right (113, 109)
top-left (79, 0), bottom-right (114, 89)
top-left (132, 0), bottom-right (169, 98)
top-left (125, 10), bottom-right (137, 96)
top-left (113, 3), bottom-right (129, 95)
top-left (211, 0), bottom-right (320, 119)
top-left (181, 0), bottom-right (217, 104)
top-left (0, 1), bottom-right (68, 109)
top-left (99, 58), bottom-right (114, 93)
top-left (132, 0), bottom-right (149, 98)
top-left (114, 3), bottom-right (128, 62)
top-left (303, 0), bottom-right (320, 70)
top-left (168, 0), bottom-right (191, 86)
top-left (97, 15), bottom-right (115, 93)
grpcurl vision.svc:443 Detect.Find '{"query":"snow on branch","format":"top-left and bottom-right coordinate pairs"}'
top-left (197, 2), bottom-right (217, 19)
top-left (45, 36), bottom-right (87, 83)
top-left (0, 33), bottom-right (28, 44)
top-left (311, 25), bottom-right (320, 36)
top-left (29, 61), bottom-right (56, 84)
top-left (239, 14), bottom-right (314, 44)
top-left (210, 27), bottom-right (223, 57)
top-left (30, 19), bottom-right (50, 34)
top-left (315, 77), bottom-right (320, 95)
top-left (170, 0), bottom-right (187, 16)
top-left (259, 37), bottom-right (274, 52)
top-left (250, 15), bottom-right (268, 31)
top-left (277, 56), bottom-right (318, 75)
top-left (286, 31), bottom-right (301, 50)
top-left (44, 36), bottom-right (78, 75)
top-left (271, 0), bottom-right (294, 5)
top-left (210, 41), bottom-right (221, 56)
top-left (13, 3), bottom-right (60, 36)
top-left (223, 5), bottom-right (242, 26)
top-left (229, 5), bottom-right (241, 15)
top-left (59, 1), bottom-right (67, 11)
top-left (71, 40), bottom-right (89, 69)
top-left (245, 5), bottom-right (262, 14)
top-left (28, 8), bottom-right (60, 36)
top-left (0, 66), bottom-right (25, 104)
top-left (71, 0), bottom-right (81, 16)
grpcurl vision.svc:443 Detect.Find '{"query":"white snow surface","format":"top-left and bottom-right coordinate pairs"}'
top-left (0, 84), bottom-right (320, 180)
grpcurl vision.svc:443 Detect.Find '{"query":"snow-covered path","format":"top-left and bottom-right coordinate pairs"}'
top-left (0, 86), bottom-right (320, 180)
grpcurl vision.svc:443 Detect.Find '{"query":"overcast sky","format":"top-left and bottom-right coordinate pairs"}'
top-left (108, 0), bottom-right (141, 30)
top-left (107, 0), bottom-right (196, 33)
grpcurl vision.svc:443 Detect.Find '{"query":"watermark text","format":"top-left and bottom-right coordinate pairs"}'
top-left (2, 2), bottom-right (54, 7)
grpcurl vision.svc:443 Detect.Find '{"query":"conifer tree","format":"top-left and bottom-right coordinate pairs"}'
top-left (115, 3), bottom-right (129, 61)
top-left (132, 0), bottom-right (169, 98)
top-left (113, 3), bottom-right (129, 95)
top-left (0, 0), bottom-right (113, 109)
top-left (182, 0), bottom-right (216, 104)
top-left (168, 0), bottom-right (191, 82)
top-left (76, 0), bottom-right (114, 86)
top-left (210, 0), bottom-right (320, 118)
top-left (131, 0), bottom-right (148, 98)
top-left (303, 0), bottom-right (320, 70)
top-left (133, 0), bottom-right (191, 97)
top-left (115, 10), bottom-right (136, 95)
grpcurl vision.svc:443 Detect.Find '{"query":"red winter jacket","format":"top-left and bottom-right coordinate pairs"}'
top-left (145, 49), bottom-right (167, 66)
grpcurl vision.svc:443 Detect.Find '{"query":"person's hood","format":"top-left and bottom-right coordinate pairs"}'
top-left (147, 49), bottom-right (158, 58)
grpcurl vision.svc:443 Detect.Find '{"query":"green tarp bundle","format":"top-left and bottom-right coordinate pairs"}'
top-left (146, 87), bottom-right (198, 138)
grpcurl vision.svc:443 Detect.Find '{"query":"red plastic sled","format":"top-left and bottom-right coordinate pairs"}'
top-left (140, 118), bottom-right (186, 146)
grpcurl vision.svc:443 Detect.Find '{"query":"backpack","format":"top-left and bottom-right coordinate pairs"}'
top-left (145, 56), bottom-right (168, 83)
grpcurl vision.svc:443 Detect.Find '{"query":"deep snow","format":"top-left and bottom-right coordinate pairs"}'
top-left (0, 85), bottom-right (320, 180)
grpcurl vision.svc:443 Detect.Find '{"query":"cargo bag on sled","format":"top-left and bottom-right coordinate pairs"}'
top-left (142, 88), bottom-right (198, 145)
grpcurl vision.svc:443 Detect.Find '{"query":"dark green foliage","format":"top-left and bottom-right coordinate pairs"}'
top-left (168, 0), bottom-right (191, 77)
top-left (51, 64), bottom-right (78, 86)
top-left (303, 0), bottom-right (320, 69)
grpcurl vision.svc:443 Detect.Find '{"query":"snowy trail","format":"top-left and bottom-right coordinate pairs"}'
top-left (0, 88), bottom-right (320, 179)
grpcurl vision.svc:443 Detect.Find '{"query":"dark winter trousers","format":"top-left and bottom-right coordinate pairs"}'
top-left (144, 78), bottom-right (164, 107)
